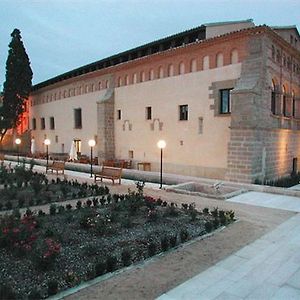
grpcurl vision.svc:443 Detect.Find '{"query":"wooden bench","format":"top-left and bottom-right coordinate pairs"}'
top-left (46, 161), bottom-right (65, 175)
top-left (94, 166), bottom-right (122, 184)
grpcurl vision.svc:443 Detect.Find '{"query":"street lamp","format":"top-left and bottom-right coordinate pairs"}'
top-left (44, 138), bottom-right (51, 169)
top-left (88, 139), bottom-right (96, 178)
top-left (157, 140), bottom-right (166, 189)
top-left (15, 138), bottom-right (21, 165)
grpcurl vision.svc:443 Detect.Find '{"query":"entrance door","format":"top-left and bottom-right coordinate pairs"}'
top-left (74, 139), bottom-right (81, 156)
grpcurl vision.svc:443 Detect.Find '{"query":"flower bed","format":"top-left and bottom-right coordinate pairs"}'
top-left (0, 182), bottom-right (235, 299)
top-left (0, 164), bottom-right (109, 211)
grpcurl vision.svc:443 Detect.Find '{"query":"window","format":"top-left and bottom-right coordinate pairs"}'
top-left (32, 118), bottom-right (36, 130)
top-left (74, 108), bottom-right (82, 128)
top-left (179, 105), bottom-right (188, 120)
top-left (117, 109), bottom-right (122, 120)
top-left (220, 89), bottom-right (232, 114)
top-left (149, 69), bottom-right (154, 80)
top-left (140, 71), bottom-right (145, 82)
top-left (179, 62), bottom-right (185, 75)
top-left (40, 118), bottom-right (45, 130)
top-left (198, 117), bottom-right (203, 134)
top-left (146, 107), bottom-right (152, 120)
top-left (292, 91), bottom-right (296, 117)
top-left (50, 117), bottom-right (55, 130)
top-left (190, 59), bottom-right (197, 72)
top-left (230, 49), bottom-right (238, 64)
top-left (216, 53), bottom-right (224, 67)
top-left (271, 81), bottom-right (276, 114)
top-left (133, 73), bottom-right (137, 84)
top-left (282, 86), bottom-right (287, 117)
top-left (158, 66), bottom-right (164, 78)
top-left (128, 150), bottom-right (134, 159)
top-left (203, 55), bottom-right (209, 70)
top-left (168, 64), bottom-right (174, 77)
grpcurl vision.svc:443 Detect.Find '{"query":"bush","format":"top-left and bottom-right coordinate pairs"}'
top-left (5, 201), bottom-right (13, 210)
top-left (47, 280), bottom-right (58, 296)
top-left (95, 261), bottom-right (106, 276)
top-left (161, 236), bottom-right (169, 251)
top-left (0, 283), bottom-right (17, 300)
top-left (121, 249), bottom-right (132, 266)
top-left (180, 229), bottom-right (189, 243)
top-left (213, 218), bottom-right (220, 229)
top-left (76, 200), bottom-right (82, 210)
top-left (66, 204), bottom-right (72, 211)
top-left (92, 197), bottom-right (99, 207)
top-left (28, 289), bottom-right (42, 300)
top-left (205, 221), bottom-right (213, 232)
top-left (86, 199), bottom-right (92, 207)
top-left (58, 205), bottom-right (65, 214)
top-left (203, 207), bottom-right (209, 214)
top-left (169, 235), bottom-right (177, 248)
top-left (106, 255), bottom-right (117, 272)
top-left (148, 242), bottom-right (157, 257)
top-left (49, 204), bottom-right (57, 215)
top-left (211, 208), bottom-right (218, 218)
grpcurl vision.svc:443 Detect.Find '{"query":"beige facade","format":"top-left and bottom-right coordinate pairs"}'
top-left (29, 20), bottom-right (300, 183)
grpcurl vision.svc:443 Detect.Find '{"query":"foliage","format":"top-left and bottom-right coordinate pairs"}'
top-left (1, 29), bottom-right (33, 141)
top-left (121, 249), bottom-right (132, 266)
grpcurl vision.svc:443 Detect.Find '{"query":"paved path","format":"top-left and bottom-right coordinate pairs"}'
top-left (157, 191), bottom-right (300, 300)
top-left (227, 191), bottom-right (300, 212)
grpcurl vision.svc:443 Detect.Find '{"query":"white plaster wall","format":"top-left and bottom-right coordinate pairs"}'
top-left (30, 90), bottom-right (106, 155)
top-left (114, 64), bottom-right (242, 175)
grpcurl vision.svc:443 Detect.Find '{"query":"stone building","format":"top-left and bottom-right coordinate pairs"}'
top-left (29, 19), bottom-right (300, 183)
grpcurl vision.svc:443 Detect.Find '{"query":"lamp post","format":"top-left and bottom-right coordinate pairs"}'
top-left (15, 138), bottom-right (21, 165)
top-left (88, 139), bottom-right (96, 178)
top-left (44, 139), bottom-right (51, 169)
top-left (157, 140), bottom-right (166, 189)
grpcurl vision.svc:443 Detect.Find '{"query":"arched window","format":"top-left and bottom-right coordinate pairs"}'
top-left (125, 75), bottom-right (129, 86)
top-left (149, 69), bottom-right (154, 80)
top-left (140, 71), bottom-right (145, 82)
top-left (282, 85), bottom-right (287, 116)
top-left (133, 73), bottom-right (137, 84)
top-left (292, 91), bottom-right (296, 117)
top-left (64, 90), bottom-right (67, 98)
top-left (168, 64), bottom-right (174, 77)
top-left (98, 82), bottom-right (102, 90)
top-left (230, 49), bottom-right (238, 64)
top-left (190, 59), bottom-right (197, 72)
top-left (203, 55), bottom-right (210, 70)
top-left (118, 77), bottom-right (122, 87)
top-left (179, 62), bottom-right (185, 75)
top-left (158, 66), bottom-right (164, 78)
top-left (105, 80), bottom-right (109, 88)
top-left (91, 84), bottom-right (94, 92)
top-left (271, 80), bottom-right (276, 114)
top-left (216, 52), bottom-right (224, 68)
top-left (276, 50), bottom-right (281, 63)
top-left (85, 85), bottom-right (89, 93)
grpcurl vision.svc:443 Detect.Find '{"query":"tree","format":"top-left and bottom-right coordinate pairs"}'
top-left (0, 28), bottom-right (33, 141)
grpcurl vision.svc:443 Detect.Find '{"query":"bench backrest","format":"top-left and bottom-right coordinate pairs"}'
top-left (52, 161), bottom-right (65, 168)
top-left (102, 166), bottom-right (122, 177)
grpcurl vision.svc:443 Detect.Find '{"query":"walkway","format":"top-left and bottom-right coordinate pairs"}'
top-left (157, 191), bottom-right (300, 300)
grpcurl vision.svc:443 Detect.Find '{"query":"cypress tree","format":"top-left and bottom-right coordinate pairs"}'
top-left (0, 28), bottom-right (33, 141)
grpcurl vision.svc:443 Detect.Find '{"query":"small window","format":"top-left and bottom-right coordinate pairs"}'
top-left (179, 105), bottom-right (188, 121)
top-left (55, 135), bottom-right (58, 143)
top-left (271, 81), bottom-right (276, 115)
top-left (216, 53), bottom-right (224, 67)
top-left (117, 109), bottom-right (121, 120)
top-left (40, 118), bottom-right (45, 130)
top-left (74, 108), bottom-right (82, 129)
top-left (32, 118), bottom-right (36, 130)
top-left (50, 117), bottom-right (55, 130)
top-left (198, 117), bottom-right (203, 134)
top-left (220, 89), bottom-right (232, 114)
top-left (129, 150), bottom-right (134, 159)
top-left (292, 92), bottom-right (296, 117)
top-left (146, 107), bottom-right (152, 120)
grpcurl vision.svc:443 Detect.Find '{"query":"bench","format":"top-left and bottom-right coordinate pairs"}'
top-left (94, 166), bottom-right (122, 184)
top-left (0, 153), bottom-right (4, 166)
top-left (46, 161), bottom-right (65, 175)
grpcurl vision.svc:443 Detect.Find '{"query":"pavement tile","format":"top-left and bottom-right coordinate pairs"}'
top-left (245, 282), bottom-right (279, 299)
top-left (287, 268), bottom-right (300, 289)
top-left (271, 285), bottom-right (300, 299)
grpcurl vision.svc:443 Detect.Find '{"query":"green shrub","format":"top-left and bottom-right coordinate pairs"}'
top-left (5, 201), bottom-right (13, 210)
top-left (169, 235), bottom-right (177, 247)
top-left (213, 218), bottom-right (220, 229)
top-left (47, 280), bottom-right (58, 296)
top-left (106, 255), bottom-right (117, 272)
top-left (95, 261), bottom-right (106, 276)
top-left (205, 221), bottom-right (213, 232)
top-left (28, 289), bottom-right (42, 300)
top-left (161, 236), bottom-right (169, 251)
top-left (49, 204), bottom-right (57, 215)
top-left (180, 229), bottom-right (189, 243)
top-left (76, 200), bottom-right (82, 209)
top-left (148, 242), bottom-right (157, 257)
top-left (121, 249), bottom-right (132, 266)
top-left (0, 283), bottom-right (17, 300)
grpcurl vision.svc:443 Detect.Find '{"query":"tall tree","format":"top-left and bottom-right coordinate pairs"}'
top-left (0, 28), bottom-right (33, 141)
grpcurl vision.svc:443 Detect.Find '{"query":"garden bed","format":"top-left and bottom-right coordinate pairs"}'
top-left (0, 181), bottom-right (235, 299)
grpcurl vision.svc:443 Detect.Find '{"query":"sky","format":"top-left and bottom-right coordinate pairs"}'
top-left (1, 0), bottom-right (300, 88)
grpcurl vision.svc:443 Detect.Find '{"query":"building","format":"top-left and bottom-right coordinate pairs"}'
top-left (29, 19), bottom-right (300, 183)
